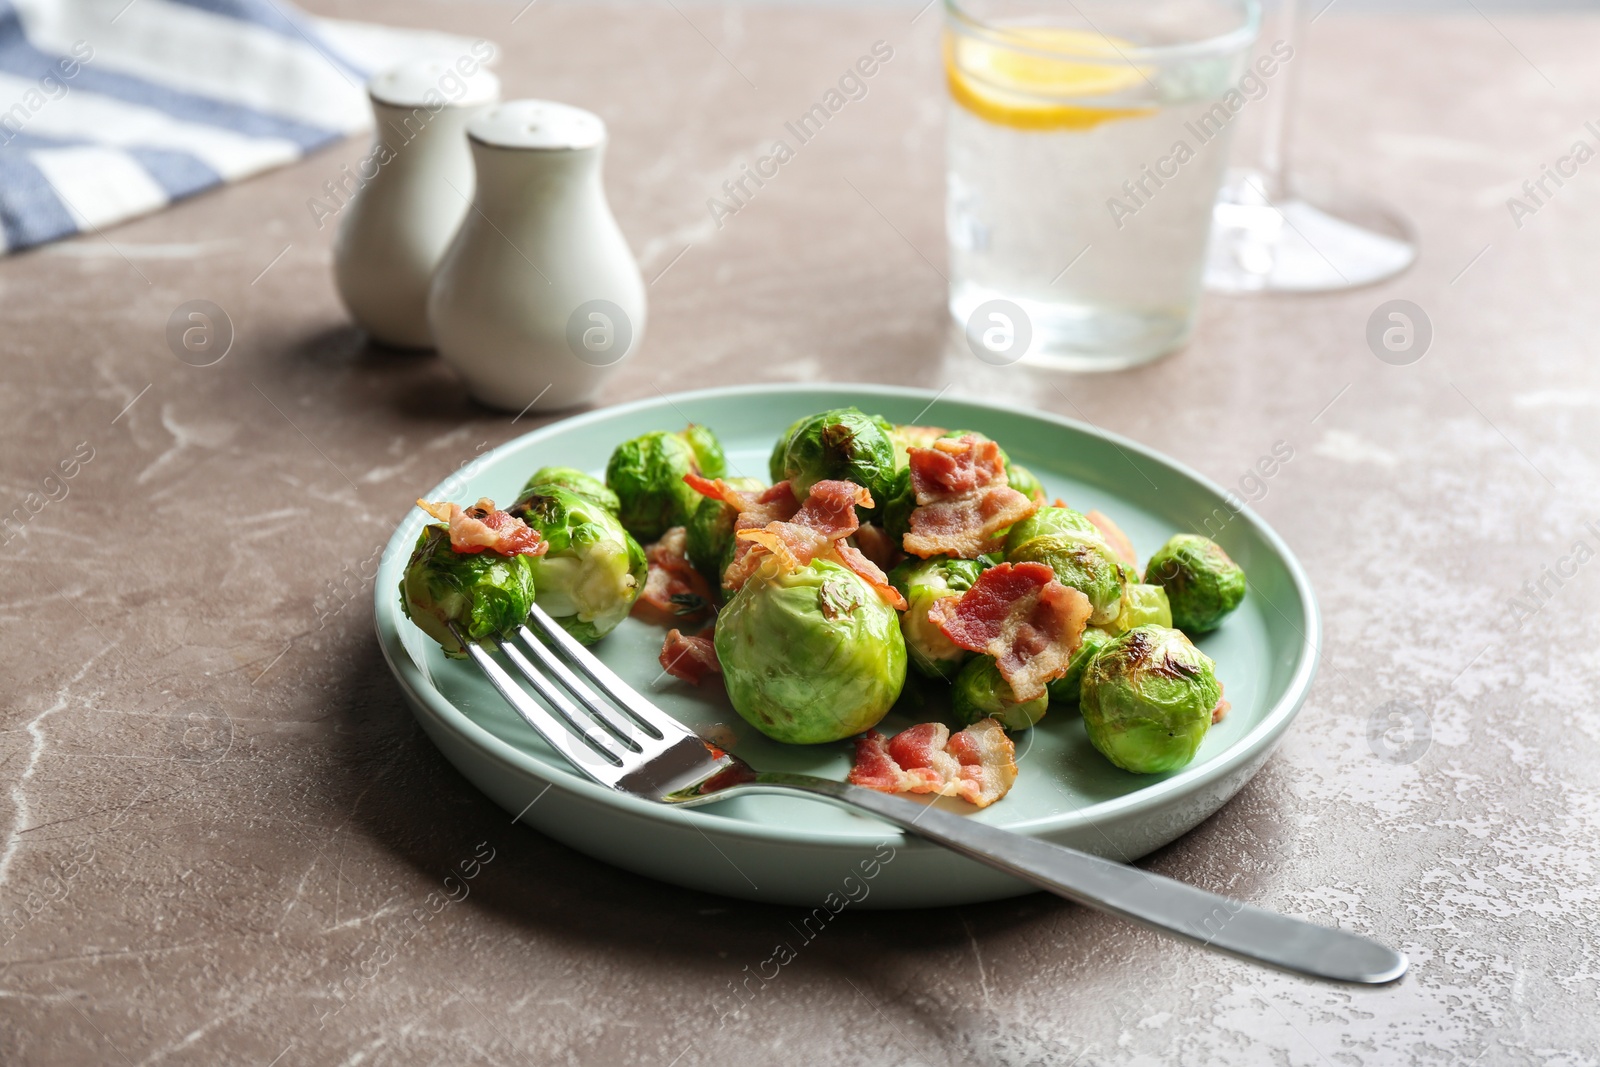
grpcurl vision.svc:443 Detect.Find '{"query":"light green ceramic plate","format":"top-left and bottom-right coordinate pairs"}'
top-left (374, 385), bottom-right (1318, 908)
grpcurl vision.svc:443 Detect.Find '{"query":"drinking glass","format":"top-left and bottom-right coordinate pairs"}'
top-left (945, 0), bottom-right (1260, 371)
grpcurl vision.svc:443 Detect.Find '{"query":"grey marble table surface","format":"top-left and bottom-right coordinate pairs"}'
top-left (2, 2), bottom-right (1597, 1063)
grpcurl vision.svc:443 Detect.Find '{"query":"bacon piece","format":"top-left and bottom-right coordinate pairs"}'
top-left (928, 562), bottom-right (1092, 701)
top-left (660, 627), bottom-right (721, 686)
top-left (1086, 509), bottom-right (1137, 568)
top-left (416, 498), bottom-right (547, 558)
top-left (908, 435), bottom-right (1010, 502)
top-left (686, 478), bottom-right (803, 593)
top-left (633, 526), bottom-right (714, 625)
top-left (790, 479), bottom-right (870, 540)
top-left (902, 435), bottom-right (1036, 559)
top-left (848, 719), bottom-right (1018, 809)
top-left (834, 543), bottom-right (907, 611)
top-left (852, 523), bottom-right (901, 572)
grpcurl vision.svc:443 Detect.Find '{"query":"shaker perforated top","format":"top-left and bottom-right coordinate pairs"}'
top-left (368, 57), bottom-right (501, 109)
top-left (468, 100), bottom-right (607, 151)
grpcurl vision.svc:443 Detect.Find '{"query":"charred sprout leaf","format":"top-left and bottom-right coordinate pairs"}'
top-left (952, 656), bottom-right (1048, 732)
top-left (715, 558), bottom-right (906, 744)
top-left (520, 466), bottom-right (619, 514)
top-left (399, 525), bottom-right (538, 657)
top-left (511, 485), bottom-right (646, 644)
top-left (1045, 625), bottom-right (1115, 706)
top-left (887, 555), bottom-right (986, 680)
top-left (685, 475), bottom-right (764, 584)
top-left (1106, 583), bottom-right (1172, 634)
top-left (1007, 532), bottom-right (1128, 627)
top-left (670, 592), bottom-right (709, 617)
top-left (1144, 534), bottom-right (1246, 634)
top-left (1080, 625), bottom-right (1221, 773)
top-left (773, 407), bottom-right (896, 505)
top-left (605, 428), bottom-right (716, 543)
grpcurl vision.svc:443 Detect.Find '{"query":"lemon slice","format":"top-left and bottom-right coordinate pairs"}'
top-left (945, 27), bottom-right (1156, 131)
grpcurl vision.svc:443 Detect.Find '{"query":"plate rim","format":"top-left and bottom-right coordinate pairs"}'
top-left (373, 382), bottom-right (1321, 846)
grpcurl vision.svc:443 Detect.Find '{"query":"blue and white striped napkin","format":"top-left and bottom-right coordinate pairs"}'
top-left (0, 0), bottom-right (486, 254)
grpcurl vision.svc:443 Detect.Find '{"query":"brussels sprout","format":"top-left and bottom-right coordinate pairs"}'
top-left (769, 416), bottom-right (806, 483)
top-left (1080, 625), bottom-right (1221, 773)
top-left (606, 426), bottom-right (725, 543)
top-left (682, 423), bottom-right (727, 480)
top-left (685, 476), bottom-right (764, 584)
top-left (952, 656), bottom-right (1048, 732)
top-left (1006, 462), bottom-right (1045, 503)
top-left (1107, 583), bottom-right (1172, 634)
top-left (715, 558), bottom-right (906, 744)
top-left (1007, 533), bottom-right (1127, 627)
top-left (1144, 534), bottom-right (1246, 634)
top-left (521, 465), bottom-right (619, 513)
top-left (887, 555), bottom-right (986, 680)
top-left (399, 525), bottom-right (539, 658)
top-left (773, 408), bottom-right (897, 503)
top-left (511, 486), bottom-right (647, 644)
top-left (881, 466), bottom-right (916, 541)
top-left (1004, 506), bottom-right (1101, 554)
top-left (1045, 625), bottom-right (1115, 705)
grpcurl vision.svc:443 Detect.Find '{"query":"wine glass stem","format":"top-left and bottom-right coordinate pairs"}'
top-left (1256, 0), bottom-right (1304, 202)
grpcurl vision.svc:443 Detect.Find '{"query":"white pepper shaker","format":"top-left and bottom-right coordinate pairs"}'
top-left (334, 56), bottom-right (500, 349)
top-left (428, 100), bottom-right (646, 412)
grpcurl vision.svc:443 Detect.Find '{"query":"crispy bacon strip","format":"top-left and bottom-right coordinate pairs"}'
top-left (686, 477), bottom-right (803, 592)
top-left (902, 435), bottom-right (1035, 559)
top-left (729, 481), bottom-right (906, 609)
top-left (852, 523), bottom-right (900, 572)
top-left (833, 542), bottom-right (907, 611)
top-left (928, 562), bottom-right (1092, 701)
top-left (848, 719), bottom-right (1018, 809)
top-left (660, 627), bottom-right (720, 685)
top-left (1085, 509), bottom-right (1137, 568)
top-left (416, 498), bottom-right (547, 558)
top-left (633, 527), bottom-right (714, 625)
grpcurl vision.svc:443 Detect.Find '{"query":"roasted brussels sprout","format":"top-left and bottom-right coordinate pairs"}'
top-left (399, 525), bottom-right (539, 657)
top-left (1007, 533), bottom-right (1127, 627)
top-left (887, 555), bottom-right (986, 680)
top-left (511, 486), bottom-right (646, 644)
top-left (952, 656), bottom-right (1048, 732)
top-left (1004, 505), bottom-right (1101, 552)
top-left (605, 425), bottom-right (725, 543)
top-left (521, 465), bottom-right (619, 513)
top-left (1004, 506), bottom-right (1127, 626)
top-left (1106, 583), bottom-right (1172, 634)
top-left (772, 408), bottom-right (897, 503)
top-left (681, 423), bottom-right (727, 480)
top-left (685, 476), bottom-right (764, 584)
top-left (769, 416), bottom-right (806, 483)
top-left (1045, 625), bottom-right (1114, 705)
top-left (1006, 462), bottom-right (1045, 503)
top-left (1144, 534), bottom-right (1246, 634)
top-left (1080, 625), bottom-right (1222, 773)
top-left (715, 558), bottom-right (906, 744)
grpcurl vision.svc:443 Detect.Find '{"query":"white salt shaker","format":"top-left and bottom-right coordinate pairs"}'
top-left (334, 57), bottom-right (500, 349)
top-left (428, 100), bottom-right (646, 412)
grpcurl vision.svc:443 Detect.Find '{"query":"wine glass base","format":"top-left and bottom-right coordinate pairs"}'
top-left (1204, 175), bottom-right (1418, 294)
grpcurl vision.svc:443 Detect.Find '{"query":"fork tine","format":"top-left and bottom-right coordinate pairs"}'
top-left (522, 605), bottom-right (698, 741)
top-left (448, 624), bottom-right (626, 782)
top-left (500, 632), bottom-right (644, 752)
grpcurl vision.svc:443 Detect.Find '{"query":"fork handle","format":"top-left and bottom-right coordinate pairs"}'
top-left (737, 772), bottom-right (1406, 985)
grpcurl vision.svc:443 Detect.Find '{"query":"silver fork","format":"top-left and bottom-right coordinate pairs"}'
top-left (449, 606), bottom-right (1406, 985)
